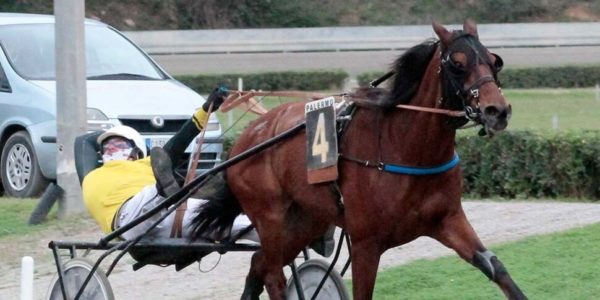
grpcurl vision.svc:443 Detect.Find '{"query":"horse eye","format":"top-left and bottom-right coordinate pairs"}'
top-left (451, 59), bottom-right (465, 69)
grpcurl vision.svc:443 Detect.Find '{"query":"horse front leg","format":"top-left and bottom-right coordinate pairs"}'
top-left (350, 240), bottom-right (382, 300)
top-left (432, 209), bottom-right (528, 300)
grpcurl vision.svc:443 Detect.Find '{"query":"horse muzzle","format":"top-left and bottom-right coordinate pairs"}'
top-left (480, 104), bottom-right (511, 135)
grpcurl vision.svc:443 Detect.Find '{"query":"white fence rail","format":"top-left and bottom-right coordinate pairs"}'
top-left (123, 22), bottom-right (600, 55)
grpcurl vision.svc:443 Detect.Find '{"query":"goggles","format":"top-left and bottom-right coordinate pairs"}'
top-left (102, 138), bottom-right (133, 153)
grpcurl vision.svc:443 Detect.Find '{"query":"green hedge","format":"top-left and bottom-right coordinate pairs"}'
top-left (174, 66), bottom-right (600, 92)
top-left (222, 130), bottom-right (600, 200)
top-left (174, 70), bottom-right (348, 93)
top-left (499, 66), bottom-right (600, 88)
top-left (457, 130), bottom-right (600, 199)
top-left (358, 66), bottom-right (600, 89)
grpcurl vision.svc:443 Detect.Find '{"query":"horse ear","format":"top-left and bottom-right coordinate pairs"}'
top-left (463, 19), bottom-right (478, 37)
top-left (432, 21), bottom-right (452, 45)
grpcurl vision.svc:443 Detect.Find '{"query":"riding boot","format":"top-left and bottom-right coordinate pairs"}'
top-left (309, 224), bottom-right (336, 257)
top-left (150, 147), bottom-right (180, 198)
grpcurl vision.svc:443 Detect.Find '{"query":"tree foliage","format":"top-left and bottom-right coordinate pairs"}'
top-left (1, 0), bottom-right (599, 30)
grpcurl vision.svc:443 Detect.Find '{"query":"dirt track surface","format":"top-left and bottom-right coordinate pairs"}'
top-left (1, 201), bottom-right (600, 299)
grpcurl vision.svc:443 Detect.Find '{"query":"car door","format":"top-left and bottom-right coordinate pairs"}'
top-left (0, 43), bottom-right (50, 197)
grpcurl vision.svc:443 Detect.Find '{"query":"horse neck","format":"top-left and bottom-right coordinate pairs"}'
top-left (379, 52), bottom-right (457, 165)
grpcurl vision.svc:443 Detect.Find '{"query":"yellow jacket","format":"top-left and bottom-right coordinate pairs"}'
top-left (82, 108), bottom-right (209, 233)
top-left (82, 157), bottom-right (155, 233)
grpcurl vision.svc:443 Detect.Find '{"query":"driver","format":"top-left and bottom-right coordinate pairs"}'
top-left (82, 86), bottom-right (258, 242)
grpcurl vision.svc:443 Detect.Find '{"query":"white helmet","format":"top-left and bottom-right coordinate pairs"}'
top-left (97, 125), bottom-right (147, 157)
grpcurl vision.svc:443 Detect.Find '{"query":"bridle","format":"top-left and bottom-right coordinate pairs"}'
top-left (439, 32), bottom-right (504, 124)
top-left (368, 33), bottom-right (504, 125)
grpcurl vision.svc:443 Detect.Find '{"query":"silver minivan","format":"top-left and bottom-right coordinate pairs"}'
top-left (0, 13), bottom-right (223, 197)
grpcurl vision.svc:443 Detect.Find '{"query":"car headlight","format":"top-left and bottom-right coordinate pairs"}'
top-left (87, 108), bottom-right (114, 131)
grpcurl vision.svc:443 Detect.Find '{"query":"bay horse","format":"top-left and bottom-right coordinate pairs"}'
top-left (193, 20), bottom-right (525, 299)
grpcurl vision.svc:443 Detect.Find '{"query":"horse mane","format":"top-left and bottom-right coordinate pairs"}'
top-left (349, 39), bottom-right (439, 108)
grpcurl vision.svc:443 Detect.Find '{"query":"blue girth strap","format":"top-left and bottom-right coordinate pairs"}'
top-left (383, 153), bottom-right (460, 175)
top-left (340, 153), bottom-right (460, 176)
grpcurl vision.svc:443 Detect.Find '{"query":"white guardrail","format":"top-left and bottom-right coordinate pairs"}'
top-left (123, 22), bottom-right (600, 55)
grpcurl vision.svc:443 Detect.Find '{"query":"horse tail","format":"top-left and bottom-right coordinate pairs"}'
top-left (190, 172), bottom-right (242, 240)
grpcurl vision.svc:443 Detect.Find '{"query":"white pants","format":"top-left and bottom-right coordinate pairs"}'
top-left (114, 185), bottom-right (259, 242)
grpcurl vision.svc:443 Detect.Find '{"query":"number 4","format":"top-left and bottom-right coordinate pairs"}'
top-left (312, 112), bottom-right (329, 163)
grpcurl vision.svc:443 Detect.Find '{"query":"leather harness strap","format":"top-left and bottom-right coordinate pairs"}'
top-left (170, 103), bottom-right (214, 238)
top-left (222, 89), bottom-right (466, 118)
top-left (395, 103), bottom-right (466, 117)
top-left (170, 201), bottom-right (187, 238)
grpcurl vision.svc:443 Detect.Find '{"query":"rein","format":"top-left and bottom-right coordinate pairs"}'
top-left (369, 70), bottom-right (466, 118)
top-left (395, 103), bottom-right (465, 117)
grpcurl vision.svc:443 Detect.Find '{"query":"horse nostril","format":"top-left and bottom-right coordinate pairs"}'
top-left (483, 106), bottom-right (499, 117)
top-left (498, 108), bottom-right (508, 120)
top-left (484, 106), bottom-right (509, 120)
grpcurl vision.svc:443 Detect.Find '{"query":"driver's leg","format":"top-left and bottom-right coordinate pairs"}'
top-left (114, 185), bottom-right (172, 240)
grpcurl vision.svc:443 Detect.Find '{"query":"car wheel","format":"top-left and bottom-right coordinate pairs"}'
top-left (1, 131), bottom-right (48, 197)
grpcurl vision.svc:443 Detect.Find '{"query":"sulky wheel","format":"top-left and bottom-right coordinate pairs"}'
top-left (46, 258), bottom-right (114, 300)
top-left (286, 259), bottom-right (350, 300)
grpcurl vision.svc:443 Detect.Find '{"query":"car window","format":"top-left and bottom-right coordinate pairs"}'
top-left (84, 25), bottom-right (165, 80)
top-left (0, 61), bottom-right (10, 92)
top-left (0, 23), bottom-right (165, 80)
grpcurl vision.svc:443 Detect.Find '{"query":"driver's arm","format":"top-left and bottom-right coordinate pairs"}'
top-left (162, 85), bottom-right (228, 163)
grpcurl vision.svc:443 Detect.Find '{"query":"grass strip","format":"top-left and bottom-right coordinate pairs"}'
top-left (366, 223), bottom-right (600, 299)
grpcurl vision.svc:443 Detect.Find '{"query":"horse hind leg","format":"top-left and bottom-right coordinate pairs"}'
top-left (241, 207), bottom-right (335, 299)
top-left (240, 242), bottom-right (288, 300)
top-left (241, 251), bottom-right (265, 300)
top-left (241, 248), bottom-right (291, 300)
top-left (240, 212), bottom-right (295, 300)
top-left (432, 209), bottom-right (528, 300)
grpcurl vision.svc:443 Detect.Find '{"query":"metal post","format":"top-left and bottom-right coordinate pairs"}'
top-left (228, 77), bottom-right (243, 128)
top-left (237, 77), bottom-right (243, 91)
top-left (20, 256), bottom-right (34, 300)
top-left (54, 1), bottom-right (87, 216)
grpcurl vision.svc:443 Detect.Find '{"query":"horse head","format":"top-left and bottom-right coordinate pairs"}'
top-left (433, 19), bottom-right (511, 135)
